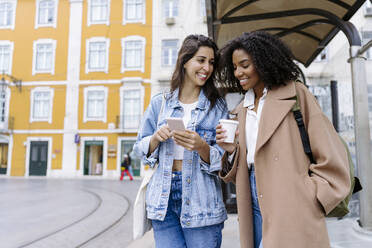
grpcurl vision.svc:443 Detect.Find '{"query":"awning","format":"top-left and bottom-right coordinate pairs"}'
top-left (207, 0), bottom-right (366, 66)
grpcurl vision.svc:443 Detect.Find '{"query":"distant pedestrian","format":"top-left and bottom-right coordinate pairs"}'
top-left (127, 152), bottom-right (134, 176)
top-left (134, 34), bottom-right (228, 247)
top-left (120, 154), bottom-right (133, 181)
top-left (216, 31), bottom-right (350, 248)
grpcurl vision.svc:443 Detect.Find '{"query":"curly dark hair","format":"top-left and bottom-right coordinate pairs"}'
top-left (171, 34), bottom-right (225, 111)
top-left (217, 31), bottom-right (300, 93)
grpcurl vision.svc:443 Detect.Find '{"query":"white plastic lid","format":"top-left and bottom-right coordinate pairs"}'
top-left (219, 119), bottom-right (239, 125)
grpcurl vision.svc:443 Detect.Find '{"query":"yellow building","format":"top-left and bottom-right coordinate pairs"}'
top-left (0, 0), bottom-right (152, 178)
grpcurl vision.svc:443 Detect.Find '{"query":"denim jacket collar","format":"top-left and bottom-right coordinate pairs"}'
top-left (167, 88), bottom-right (209, 111)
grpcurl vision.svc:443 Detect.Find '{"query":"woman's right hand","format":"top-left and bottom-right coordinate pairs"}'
top-left (152, 124), bottom-right (172, 143)
top-left (148, 125), bottom-right (172, 156)
top-left (216, 124), bottom-right (238, 154)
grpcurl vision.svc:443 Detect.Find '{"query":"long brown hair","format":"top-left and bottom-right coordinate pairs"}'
top-left (170, 34), bottom-right (224, 111)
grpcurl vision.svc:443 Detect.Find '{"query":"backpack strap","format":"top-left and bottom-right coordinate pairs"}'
top-left (292, 86), bottom-right (363, 196)
top-left (292, 95), bottom-right (316, 165)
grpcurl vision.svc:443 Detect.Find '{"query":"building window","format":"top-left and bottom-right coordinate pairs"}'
top-left (87, 91), bottom-right (104, 118)
top-left (162, 39), bottom-right (178, 67)
top-left (121, 36), bottom-right (145, 72)
top-left (0, 41), bottom-right (13, 74)
top-left (200, 0), bottom-right (206, 17)
top-left (36, 0), bottom-right (58, 28)
top-left (30, 88), bottom-right (54, 123)
top-left (84, 87), bottom-right (108, 122)
top-left (119, 81), bottom-right (144, 131)
top-left (88, 0), bottom-right (110, 25)
top-left (163, 0), bottom-right (178, 18)
top-left (365, 0), bottom-right (372, 17)
top-left (123, 89), bottom-right (141, 129)
top-left (0, 1), bottom-right (16, 29)
top-left (314, 47), bottom-right (328, 62)
top-left (86, 37), bottom-right (110, 73)
top-left (33, 39), bottom-right (56, 75)
top-left (123, 0), bottom-right (145, 24)
top-left (362, 31), bottom-right (372, 60)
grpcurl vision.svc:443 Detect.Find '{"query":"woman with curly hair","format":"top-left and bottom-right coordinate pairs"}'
top-left (135, 34), bottom-right (228, 247)
top-left (216, 31), bottom-right (350, 248)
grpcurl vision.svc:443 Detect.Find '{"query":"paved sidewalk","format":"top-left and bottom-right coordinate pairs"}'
top-left (0, 178), bottom-right (137, 248)
top-left (2, 178), bottom-right (371, 248)
top-left (128, 215), bottom-right (372, 248)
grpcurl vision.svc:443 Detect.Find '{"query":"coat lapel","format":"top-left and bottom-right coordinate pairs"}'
top-left (255, 82), bottom-right (297, 154)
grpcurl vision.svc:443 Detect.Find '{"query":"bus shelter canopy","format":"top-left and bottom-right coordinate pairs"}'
top-left (208, 0), bottom-right (366, 66)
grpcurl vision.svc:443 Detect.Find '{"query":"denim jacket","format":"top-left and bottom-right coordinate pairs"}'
top-left (134, 88), bottom-right (228, 228)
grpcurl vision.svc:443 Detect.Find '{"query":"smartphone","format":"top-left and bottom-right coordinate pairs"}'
top-left (166, 117), bottom-right (185, 131)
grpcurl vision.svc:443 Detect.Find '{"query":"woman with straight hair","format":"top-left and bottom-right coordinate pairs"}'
top-left (216, 31), bottom-right (350, 248)
top-left (134, 34), bottom-right (228, 248)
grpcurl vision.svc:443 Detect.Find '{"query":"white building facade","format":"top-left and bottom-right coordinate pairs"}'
top-left (300, 1), bottom-right (372, 146)
top-left (150, 0), bottom-right (208, 96)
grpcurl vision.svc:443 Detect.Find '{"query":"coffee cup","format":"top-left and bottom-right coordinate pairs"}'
top-left (219, 119), bottom-right (239, 143)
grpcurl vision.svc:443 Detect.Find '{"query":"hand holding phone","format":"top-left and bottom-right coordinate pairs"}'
top-left (166, 117), bottom-right (185, 131)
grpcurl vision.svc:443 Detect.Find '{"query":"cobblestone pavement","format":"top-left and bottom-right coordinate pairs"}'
top-left (0, 178), bottom-right (140, 248)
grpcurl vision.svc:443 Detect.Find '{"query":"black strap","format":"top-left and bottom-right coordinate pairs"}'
top-left (293, 109), bottom-right (316, 165)
top-left (293, 93), bottom-right (363, 194)
top-left (353, 177), bottom-right (363, 193)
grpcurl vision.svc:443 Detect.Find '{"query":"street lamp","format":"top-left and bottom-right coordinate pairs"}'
top-left (0, 72), bottom-right (22, 93)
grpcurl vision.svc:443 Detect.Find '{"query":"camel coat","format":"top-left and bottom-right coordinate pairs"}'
top-left (220, 81), bottom-right (350, 248)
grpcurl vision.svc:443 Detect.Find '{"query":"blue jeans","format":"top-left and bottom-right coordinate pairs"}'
top-left (250, 165), bottom-right (263, 248)
top-left (152, 171), bottom-right (223, 248)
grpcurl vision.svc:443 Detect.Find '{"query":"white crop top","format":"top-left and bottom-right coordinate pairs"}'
top-left (173, 101), bottom-right (198, 160)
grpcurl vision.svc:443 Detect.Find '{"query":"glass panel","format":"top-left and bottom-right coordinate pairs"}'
top-left (33, 91), bottom-right (50, 119)
top-left (0, 45), bottom-right (10, 73)
top-left (124, 40), bottom-right (142, 68)
top-left (163, 0), bottom-right (178, 18)
top-left (200, 0), bottom-right (206, 17)
top-left (0, 144), bottom-right (7, 168)
top-left (362, 31), bottom-right (372, 59)
top-left (368, 85), bottom-right (372, 112)
top-left (91, 0), bottom-right (108, 22)
top-left (161, 40), bottom-right (178, 66)
top-left (0, 2), bottom-right (13, 26)
top-left (123, 89), bottom-right (140, 128)
top-left (42, 98), bottom-right (49, 118)
top-left (31, 146), bottom-right (38, 162)
top-left (126, 0), bottom-right (143, 21)
top-left (172, 0), bottom-right (178, 17)
top-left (36, 44), bottom-right (53, 71)
top-left (40, 145), bottom-right (47, 162)
top-left (85, 140), bottom-right (104, 146)
top-left (96, 99), bottom-right (104, 117)
top-left (38, 0), bottom-right (54, 24)
top-left (121, 140), bottom-right (141, 176)
top-left (87, 90), bottom-right (104, 118)
top-left (89, 41), bottom-right (106, 69)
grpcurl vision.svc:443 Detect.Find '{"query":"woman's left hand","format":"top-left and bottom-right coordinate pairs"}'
top-left (172, 130), bottom-right (208, 152)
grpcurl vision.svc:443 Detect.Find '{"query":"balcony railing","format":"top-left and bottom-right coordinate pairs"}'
top-left (0, 116), bottom-right (14, 133)
top-left (116, 115), bottom-right (141, 132)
